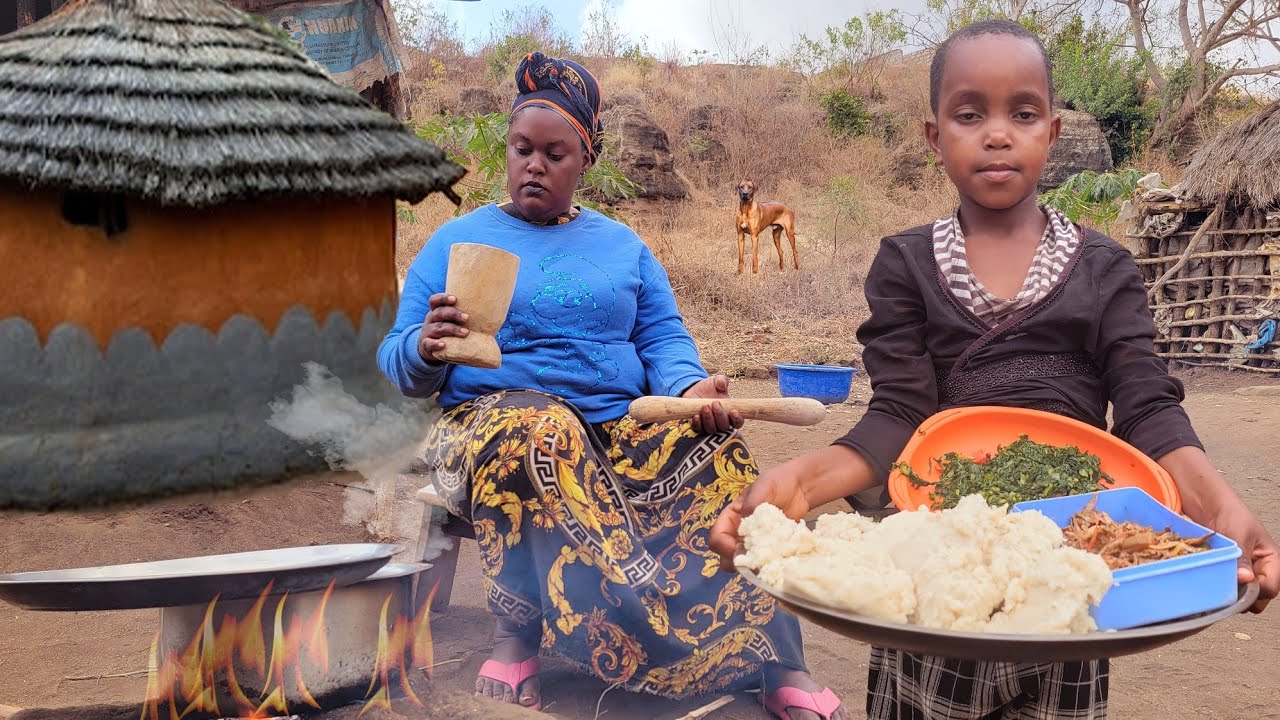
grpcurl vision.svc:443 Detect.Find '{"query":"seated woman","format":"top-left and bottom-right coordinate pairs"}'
top-left (377, 53), bottom-right (844, 720)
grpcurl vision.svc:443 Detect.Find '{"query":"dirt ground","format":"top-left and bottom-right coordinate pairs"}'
top-left (1, 372), bottom-right (1278, 720)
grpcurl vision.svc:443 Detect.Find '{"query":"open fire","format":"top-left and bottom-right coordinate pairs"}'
top-left (141, 577), bottom-right (438, 720)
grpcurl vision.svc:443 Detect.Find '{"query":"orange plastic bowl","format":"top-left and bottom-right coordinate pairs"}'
top-left (887, 406), bottom-right (1181, 514)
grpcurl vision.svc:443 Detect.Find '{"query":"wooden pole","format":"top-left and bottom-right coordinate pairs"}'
top-left (1147, 274), bottom-right (1274, 285)
top-left (1127, 227), bottom-right (1273, 239)
top-left (1147, 204), bottom-right (1225, 302)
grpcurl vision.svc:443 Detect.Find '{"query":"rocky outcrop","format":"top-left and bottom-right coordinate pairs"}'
top-left (683, 103), bottom-right (728, 135)
top-left (600, 104), bottom-right (690, 200)
top-left (1040, 109), bottom-right (1114, 191)
top-left (679, 103), bottom-right (730, 181)
top-left (451, 87), bottom-right (502, 116)
top-left (602, 90), bottom-right (646, 111)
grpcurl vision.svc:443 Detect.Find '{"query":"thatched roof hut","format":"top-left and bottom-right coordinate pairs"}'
top-left (0, 0), bottom-right (463, 508)
top-left (0, 0), bottom-right (460, 206)
top-left (1124, 102), bottom-right (1280, 373)
top-left (1180, 102), bottom-right (1280, 210)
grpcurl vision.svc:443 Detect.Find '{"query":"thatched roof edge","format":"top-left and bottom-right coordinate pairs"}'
top-left (0, 0), bottom-right (464, 207)
top-left (1181, 102), bottom-right (1280, 209)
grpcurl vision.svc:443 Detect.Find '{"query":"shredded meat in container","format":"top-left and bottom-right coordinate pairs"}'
top-left (1063, 496), bottom-right (1213, 570)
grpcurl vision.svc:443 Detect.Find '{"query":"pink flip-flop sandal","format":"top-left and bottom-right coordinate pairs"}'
top-left (761, 686), bottom-right (843, 720)
top-left (476, 657), bottom-right (542, 711)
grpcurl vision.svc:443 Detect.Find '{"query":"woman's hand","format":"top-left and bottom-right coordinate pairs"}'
top-left (1160, 446), bottom-right (1279, 613)
top-left (681, 374), bottom-right (743, 433)
top-left (709, 460), bottom-right (813, 573)
top-left (710, 445), bottom-right (877, 573)
top-left (417, 293), bottom-right (470, 365)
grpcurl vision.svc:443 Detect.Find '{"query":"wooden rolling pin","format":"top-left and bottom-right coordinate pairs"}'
top-left (628, 396), bottom-right (827, 426)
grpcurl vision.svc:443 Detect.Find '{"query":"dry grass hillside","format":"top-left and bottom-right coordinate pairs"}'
top-left (392, 49), bottom-right (1175, 376)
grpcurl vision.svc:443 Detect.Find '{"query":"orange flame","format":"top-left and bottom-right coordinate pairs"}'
top-left (358, 580), bottom-right (438, 718)
top-left (140, 577), bottom-right (440, 720)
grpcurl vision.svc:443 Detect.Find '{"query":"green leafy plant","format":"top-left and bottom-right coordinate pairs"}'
top-left (415, 112), bottom-right (642, 222)
top-left (784, 12), bottom-right (907, 90)
top-left (487, 34), bottom-right (541, 81)
top-left (1048, 15), bottom-right (1153, 164)
top-left (1159, 58), bottom-right (1227, 116)
top-left (822, 174), bottom-right (866, 253)
top-left (483, 5), bottom-right (572, 81)
top-left (397, 203), bottom-right (420, 225)
top-left (820, 90), bottom-right (873, 138)
top-left (1039, 168), bottom-right (1145, 235)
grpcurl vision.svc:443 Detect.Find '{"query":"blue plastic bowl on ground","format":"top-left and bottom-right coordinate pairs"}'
top-left (1012, 487), bottom-right (1241, 631)
top-left (775, 363), bottom-right (857, 405)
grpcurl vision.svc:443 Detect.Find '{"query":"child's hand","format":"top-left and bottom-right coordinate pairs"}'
top-left (1196, 495), bottom-right (1278, 613)
top-left (417, 293), bottom-right (469, 365)
top-left (710, 461), bottom-right (812, 573)
top-left (1160, 446), bottom-right (1278, 612)
top-left (681, 374), bottom-right (744, 433)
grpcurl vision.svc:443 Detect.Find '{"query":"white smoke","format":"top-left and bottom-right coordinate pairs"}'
top-left (267, 362), bottom-right (451, 562)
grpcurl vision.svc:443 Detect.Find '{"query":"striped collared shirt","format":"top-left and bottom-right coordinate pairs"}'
top-left (933, 207), bottom-right (1080, 325)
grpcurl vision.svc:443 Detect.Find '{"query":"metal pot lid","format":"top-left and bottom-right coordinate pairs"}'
top-left (0, 543), bottom-right (401, 612)
top-left (363, 562), bottom-right (429, 582)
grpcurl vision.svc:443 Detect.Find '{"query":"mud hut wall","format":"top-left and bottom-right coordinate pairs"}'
top-left (1129, 202), bottom-right (1280, 368)
top-left (0, 184), bottom-right (397, 347)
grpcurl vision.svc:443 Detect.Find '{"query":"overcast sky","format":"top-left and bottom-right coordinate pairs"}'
top-left (413, 0), bottom-right (933, 59)
top-left (407, 0), bottom-right (1277, 94)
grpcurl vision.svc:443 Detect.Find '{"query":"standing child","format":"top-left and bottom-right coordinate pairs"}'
top-left (710, 19), bottom-right (1277, 720)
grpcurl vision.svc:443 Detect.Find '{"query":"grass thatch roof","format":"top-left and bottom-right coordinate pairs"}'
top-left (0, 0), bottom-right (464, 207)
top-left (1181, 101), bottom-right (1280, 209)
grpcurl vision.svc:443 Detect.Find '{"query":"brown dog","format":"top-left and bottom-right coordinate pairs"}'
top-left (736, 180), bottom-right (798, 274)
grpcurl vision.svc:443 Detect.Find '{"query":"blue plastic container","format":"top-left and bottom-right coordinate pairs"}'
top-left (1012, 487), bottom-right (1241, 631)
top-left (775, 363), bottom-right (857, 404)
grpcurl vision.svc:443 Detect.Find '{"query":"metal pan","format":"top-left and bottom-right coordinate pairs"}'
top-left (0, 543), bottom-right (400, 612)
top-left (741, 568), bottom-right (1259, 662)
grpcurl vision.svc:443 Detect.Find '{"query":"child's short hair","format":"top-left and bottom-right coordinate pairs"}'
top-left (929, 19), bottom-right (1054, 116)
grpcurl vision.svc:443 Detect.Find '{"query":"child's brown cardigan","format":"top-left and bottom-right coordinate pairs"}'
top-left (839, 224), bottom-right (1203, 486)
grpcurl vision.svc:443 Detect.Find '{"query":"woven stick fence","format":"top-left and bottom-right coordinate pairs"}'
top-left (1127, 196), bottom-right (1280, 373)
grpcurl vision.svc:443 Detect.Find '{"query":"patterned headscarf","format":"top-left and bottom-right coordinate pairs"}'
top-left (512, 52), bottom-right (604, 161)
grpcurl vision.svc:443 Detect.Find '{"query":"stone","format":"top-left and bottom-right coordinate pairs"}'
top-left (600, 104), bottom-right (690, 200)
top-left (602, 89), bottom-right (645, 112)
top-left (452, 87), bottom-right (501, 116)
top-left (683, 103), bottom-right (728, 135)
top-left (1040, 109), bottom-right (1114, 192)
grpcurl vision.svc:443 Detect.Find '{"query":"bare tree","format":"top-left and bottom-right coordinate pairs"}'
top-left (581, 2), bottom-right (629, 58)
top-left (485, 4), bottom-right (572, 57)
top-left (907, 0), bottom-right (1089, 45)
top-left (784, 12), bottom-right (908, 92)
top-left (394, 0), bottom-right (466, 60)
top-left (708, 0), bottom-right (771, 65)
top-left (1115, 0), bottom-right (1280, 148)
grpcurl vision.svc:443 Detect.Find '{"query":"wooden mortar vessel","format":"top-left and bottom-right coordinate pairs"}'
top-left (436, 242), bottom-right (520, 369)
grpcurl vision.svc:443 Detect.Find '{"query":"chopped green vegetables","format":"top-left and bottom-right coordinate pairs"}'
top-left (895, 436), bottom-right (1115, 510)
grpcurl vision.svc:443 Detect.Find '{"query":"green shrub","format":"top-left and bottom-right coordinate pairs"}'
top-left (415, 112), bottom-right (642, 222)
top-left (820, 90), bottom-right (873, 139)
top-left (1048, 16), bottom-right (1153, 164)
top-left (487, 34), bottom-right (540, 81)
